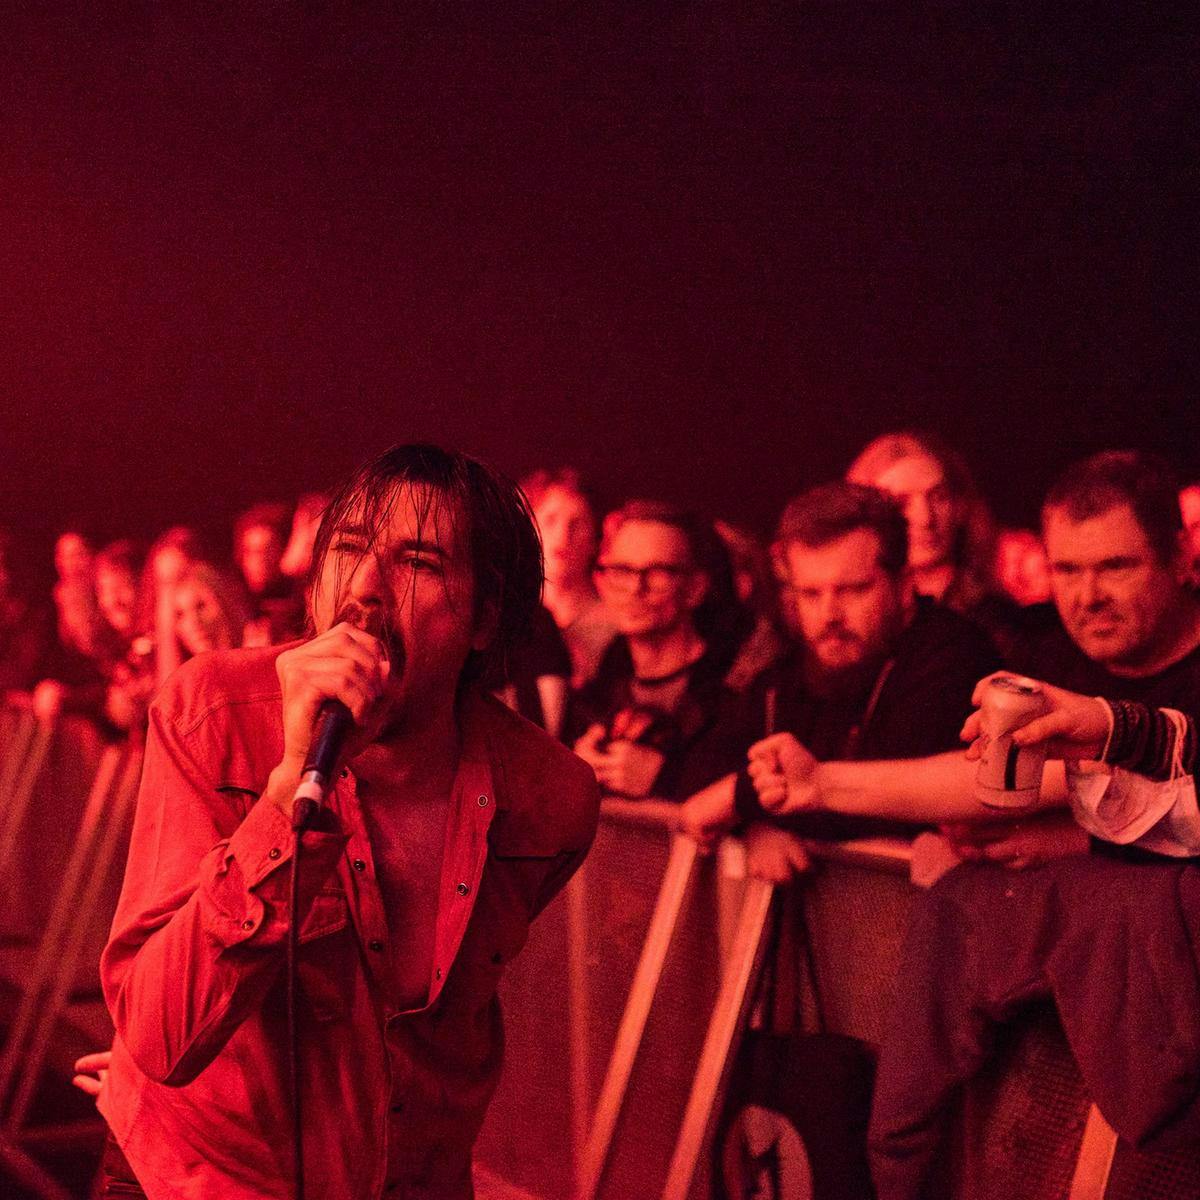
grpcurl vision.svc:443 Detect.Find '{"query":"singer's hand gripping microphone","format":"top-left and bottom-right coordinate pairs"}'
top-left (291, 700), bottom-right (354, 830)
top-left (290, 605), bottom-right (386, 830)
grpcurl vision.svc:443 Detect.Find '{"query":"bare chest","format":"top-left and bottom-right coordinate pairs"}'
top-left (359, 783), bottom-right (450, 1011)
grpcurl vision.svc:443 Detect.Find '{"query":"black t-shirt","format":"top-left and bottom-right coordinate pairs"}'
top-left (686, 598), bottom-right (1002, 838)
top-left (570, 637), bottom-right (733, 798)
top-left (482, 604), bottom-right (572, 731)
top-left (1007, 616), bottom-right (1200, 721)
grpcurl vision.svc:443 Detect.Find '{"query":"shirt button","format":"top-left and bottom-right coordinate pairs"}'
top-left (456, 882), bottom-right (471, 897)
top-left (435, 967), bottom-right (442, 980)
top-left (241, 919), bottom-right (255, 931)
top-left (477, 794), bottom-right (489, 807)
top-left (340, 768), bottom-right (349, 779)
top-left (268, 847), bottom-right (281, 860)
top-left (368, 939), bottom-right (384, 953)
top-left (352, 858), bottom-right (367, 872)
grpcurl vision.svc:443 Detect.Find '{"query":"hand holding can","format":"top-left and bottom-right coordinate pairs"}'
top-left (973, 675), bottom-right (1049, 809)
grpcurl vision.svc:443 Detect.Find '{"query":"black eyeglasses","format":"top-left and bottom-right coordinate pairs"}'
top-left (594, 562), bottom-right (692, 594)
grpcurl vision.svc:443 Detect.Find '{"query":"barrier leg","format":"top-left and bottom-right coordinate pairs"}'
top-left (9, 744), bottom-right (142, 1130)
top-left (0, 742), bottom-right (126, 1124)
top-left (575, 834), bottom-right (699, 1200)
top-left (661, 878), bottom-right (776, 1200)
top-left (1067, 1105), bottom-right (1117, 1200)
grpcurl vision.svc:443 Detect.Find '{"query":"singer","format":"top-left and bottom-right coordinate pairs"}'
top-left (95, 445), bottom-right (601, 1199)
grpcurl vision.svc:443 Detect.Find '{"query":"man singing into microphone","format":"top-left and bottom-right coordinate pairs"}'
top-left (96, 445), bottom-right (601, 1199)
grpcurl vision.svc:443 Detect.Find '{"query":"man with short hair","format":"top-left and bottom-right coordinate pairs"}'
top-left (680, 481), bottom-right (998, 878)
top-left (720, 451), bottom-right (1200, 1200)
top-left (98, 445), bottom-right (600, 1199)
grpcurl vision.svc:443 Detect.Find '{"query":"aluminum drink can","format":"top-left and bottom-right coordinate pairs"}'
top-left (974, 675), bottom-right (1049, 809)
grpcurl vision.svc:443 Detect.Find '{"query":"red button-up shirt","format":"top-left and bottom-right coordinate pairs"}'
top-left (98, 646), bottom-right (599, 1200)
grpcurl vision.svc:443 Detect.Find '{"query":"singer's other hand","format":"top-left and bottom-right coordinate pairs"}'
top-left (747, 732), bottom-right (820, 814)
top-left (72, 1049), bottom-right (112, 1099)
top-left (274, 622), bottom-right (390, 778)
top-left (960, 671), bottom-right (1109, 761)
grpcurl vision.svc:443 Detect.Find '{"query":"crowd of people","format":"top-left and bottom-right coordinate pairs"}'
top-left (5, 430), bottom-right (1200, 1198)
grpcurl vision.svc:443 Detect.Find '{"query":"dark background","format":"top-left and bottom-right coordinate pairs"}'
top-left (2, 4), bottom-right (1196, 575)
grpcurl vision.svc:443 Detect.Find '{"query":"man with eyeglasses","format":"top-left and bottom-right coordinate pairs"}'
top-left (571, 501), bottom-right (743, 799)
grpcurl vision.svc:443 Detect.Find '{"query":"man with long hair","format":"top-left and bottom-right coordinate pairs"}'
top-left (97, 445), bottom-right (600, 1199)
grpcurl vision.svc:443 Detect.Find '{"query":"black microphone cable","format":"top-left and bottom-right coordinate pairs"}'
top-left (287, 698), bottom-right (353, 1200)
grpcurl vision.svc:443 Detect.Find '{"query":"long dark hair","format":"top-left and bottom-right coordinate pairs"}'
top-left (308, 444), bottom-right (544, 683)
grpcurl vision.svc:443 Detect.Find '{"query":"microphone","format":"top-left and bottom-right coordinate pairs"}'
top-left (289, 604), bottom-right (388, 830)
top-left (291, 699), bottom-right (353, 830)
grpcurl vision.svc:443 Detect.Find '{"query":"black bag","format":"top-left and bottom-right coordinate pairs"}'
top-left (714, 891), bottom-right (877, 1200)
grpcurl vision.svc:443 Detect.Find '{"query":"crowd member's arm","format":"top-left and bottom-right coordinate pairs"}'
top-left (749, 735), bottom-right (1067, 823)
top-left (102, 625), bottom-right (385, 1087)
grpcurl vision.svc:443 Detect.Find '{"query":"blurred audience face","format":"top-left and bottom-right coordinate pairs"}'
top-left (1181, 485), bottom-right (1200, 582)
top-left (280, 493), bottom-right (329, 579)
top-left (1044, 502), bottom-right (1185, 671)
top-left (994, 528), bottom-right (1051, 606)
top-left (865, 453), bottom-right (959, 571)
top-left (237, 524), bottom-right (285, 595)
top-left (783, 528), bottom-right (910, 676)
top-left (55, 533), bottom-right (93, 583)
top-left (1180, 484), bottom-right (1200, 531)
top-left (534, 485), bottom-right (597, 588)
top-left (154, 545), bottom-right (191, 589)
top-left (175, 579), bottom-right (237, 656)
top-left (96, 564), bottom-right (137, 637)
top-left (595, 520), bottom-right (707, 639)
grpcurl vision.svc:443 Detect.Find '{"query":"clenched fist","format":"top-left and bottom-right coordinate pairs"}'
top-left (746, 732), bottom-right (820, 814)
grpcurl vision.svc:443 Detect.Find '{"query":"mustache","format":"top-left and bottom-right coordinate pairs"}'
top-left (334, 601), bottom-right (404, 673)
top-left (816, 624), bottom-right (859, 643)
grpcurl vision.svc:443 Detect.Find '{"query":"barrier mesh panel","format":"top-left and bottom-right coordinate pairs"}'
top-left (952, 1004), bottom-right (1089, 1200)
top-left (1106, 1136), bottom-right (1200, 1200)
top-left (800, 859), bottom-right (913, 1046)
top-left (475, 819), bottom-right (680, 1199)
top-left (601, 852), bottom-right (724, 1200)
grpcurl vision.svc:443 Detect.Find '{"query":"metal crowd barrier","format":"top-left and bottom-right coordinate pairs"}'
top-left (476, 799), bottom-right (1200, 1200)
top-left (1, 705), bottom-right (1197, 1200)
top-left (0, 701), bottom-right (141, 1199)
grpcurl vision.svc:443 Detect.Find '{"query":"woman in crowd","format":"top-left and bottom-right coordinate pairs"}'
top-left (52, 531), bottom-right (101, 659)
top-left (135, 526), bottom-right (204, 684)
top-left (522, 467), bottom-right (615, 687)
top-left (846, 430), bottom-right (1023, 651)
top-left (32, 539), bottom-right (158, 733)
top-left (172, 561), bottom-right (252, 659)
top-left (572, 501), bottom-right (743, 798)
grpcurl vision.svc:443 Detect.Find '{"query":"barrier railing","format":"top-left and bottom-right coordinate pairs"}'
top-left (1, 705), bottom-right (1196, 1200)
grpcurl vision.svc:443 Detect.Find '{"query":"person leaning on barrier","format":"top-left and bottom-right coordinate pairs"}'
top-left (682, 451), bottom-right (1200, 878)
top-left (571, 501), bottom-right (745, 799)
top-left (713, 453), bottom-right (1200, 1200)
top-left (677, 481), bottom-right (999, 881)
